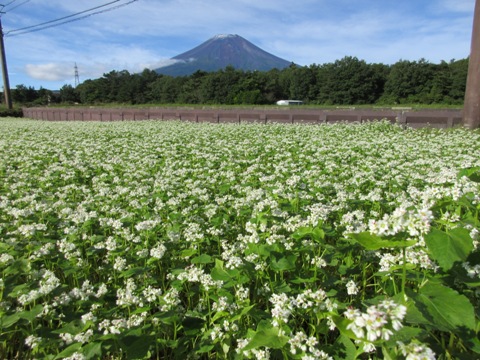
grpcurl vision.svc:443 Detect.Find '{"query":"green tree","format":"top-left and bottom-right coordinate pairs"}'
top-left (448, 58), bottom-right (468, 103)
top-left (11, 84), bottom-right (37, 104)
top-left (380, 59), bottom-right (436, 104)
top-left (234, 71), bottom-right (269, 104)
top-left (315, 56), bottom-right (385, 105)
top-left (288, 65), bottom-right (316, 102)
top-left (59, 84), bottom-right (80, 104)
top-left (205, 66), bottom-right (243, 104)
top-left (149, 75), bottom-right (184, 103)
top-left (177, 70), bottom-right (208, 104)
top-left (76, 79), bottom-right (104, 104)
top-left (263, 68), bottom-right (285, 103)
top-left (34, 87), bottom-right (55, 105)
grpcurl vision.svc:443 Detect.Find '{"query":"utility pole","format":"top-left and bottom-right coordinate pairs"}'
top-left (74, 63), bottom-right (79, 87)
top-left (0, 15), bottom-right (12, 109)
top-left (464, 0), bottom-right (480, 129)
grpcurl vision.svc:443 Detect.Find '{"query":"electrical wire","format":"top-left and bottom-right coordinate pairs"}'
top-left (2, 0), bottom-right (19, 9)
top-left (5, 0), bottom-right (121, 33)
top-left (3, 0), bottom-right (31, 14)
top-left (5, 0), bottom-right (138, 37)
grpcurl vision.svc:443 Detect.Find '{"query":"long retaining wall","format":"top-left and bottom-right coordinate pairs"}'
top-left (22, 107), bottom-right (464, 128)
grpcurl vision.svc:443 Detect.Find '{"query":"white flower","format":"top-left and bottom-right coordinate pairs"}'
top-left (463, 262), bottom-right (480, 279)
top-left (113, 257), bottom-right (127, 271)
top-left (150, 243), bottom-right (167, 259)
top-left (346, 280), bottom-right (359, 295)
top-left (25, 335), bottom-right (41, 349)
top-left (0, 253), bottom-right (14, 265)
top-left (96, 283), bottom-right (108, 298)
top-left (344, 300), bottom-right (407, 353)
top-left (398, 340), bottom-right (436, 360)
top-left (81, 312), bottom-right (97, 324)
top-left (135, 219), bottom-right (159, 232)
top-left (63, 352), bottom-right (86, 360)
top-left (311, 256), bottom-right (327, 268)
top-left (143, 285), bottom-right (162, 302)
top-left (270, 293), bottom-right (293, 326)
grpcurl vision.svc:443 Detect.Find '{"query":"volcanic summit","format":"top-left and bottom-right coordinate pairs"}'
top-left (155, 34), bottom-right (292, 76)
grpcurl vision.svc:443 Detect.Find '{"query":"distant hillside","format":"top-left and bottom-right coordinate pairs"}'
top-left (155, 34), bottom-right (292, 76)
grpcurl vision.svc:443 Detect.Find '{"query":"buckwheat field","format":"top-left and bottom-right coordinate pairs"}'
top-left (0, 118), bottom-right (479, 359)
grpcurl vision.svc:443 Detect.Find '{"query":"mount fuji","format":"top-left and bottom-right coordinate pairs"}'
top-left (154, 34), bottom-right (292, 76)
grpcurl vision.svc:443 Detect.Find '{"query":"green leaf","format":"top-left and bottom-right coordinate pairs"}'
top-left (246, 243), bottom-right (279, 257)
top-left (290, 277), bottom-right (316, 284)
top-left (470, 337), bottom-right (480, 354)
top-left (231, 305), bottom-right (255, 322)
top-left (291, 226), bottom-right (325, 242)
top-left (381, 346), bottom-right (396, 360)
top-left (18, 304), bottom-right (44, 322)
top-left (334, 334), bottom-right (357, 360)
top-left (349, 232), bottom-right (417, 250)
top-left (424, 228), bottom-right (473, 270)
top-left (272, 281), bottom-right (292, 294)
top-left (243, 321), bottom-right (289, 351)
top-left (1, 312), bottom-right (20, 328)
top-left (331, 315), bottom-right (360, 341)
top-left (191, 254), bottom-right (213, 264)
top-left (54, 343), bottom-right (83, 359)
top-left (4, 259), bottom-right (29, 275)
top-left (51, 319), bottom-right (85, 335)
top-left (196, 344), bottom-right (215, 354)
top-left (123, 335), bottom-right (155, 360)
top-left (458, 166), bottom-right (480, 183)
top-left (211, 311), bottom-right (229, 323)
top-left (180, 248), bottom-right (197, 258)
top-left (82, 342), bottom-right (103, 359)
top-left (210, 259), bottom-right (231, 282)
top-left (391, 326), bottom-right (423, 343)
top-left (120, 267), bottom-right (147, 278)
top-left (414, 282), bottom-right (475, 332)
top-left (270, 253), bottom-right (297, 271)
top-left (182, 316), bottom-right (205, 335)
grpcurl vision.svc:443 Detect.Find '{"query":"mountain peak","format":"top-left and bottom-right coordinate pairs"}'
top-left (155, 34), bottom-right (291, 76)
top-left (211, 34), bottom-right (238, 40)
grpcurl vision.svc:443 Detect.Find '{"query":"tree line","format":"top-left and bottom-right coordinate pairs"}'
top-left (12, 56), bottom-right (468, 106)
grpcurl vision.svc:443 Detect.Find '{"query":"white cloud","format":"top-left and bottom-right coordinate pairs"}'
top-left (25, 63), bottom-right (73, 81)
top-left (439, 0), bottom-right (474, 13)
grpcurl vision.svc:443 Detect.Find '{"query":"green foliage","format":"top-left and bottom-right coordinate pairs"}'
top-left (0, 107), bottom-right (23, 117)
top-left (424, 228), bottom-right (473, 270)
top-left (0, 119), bottom-right (479, 359)
top-left (379, 58), bottom-right (467, 105)
top-left (10, 56), bottom-right (468, 107)
top-left (73, 57), bottom-right (466, 106)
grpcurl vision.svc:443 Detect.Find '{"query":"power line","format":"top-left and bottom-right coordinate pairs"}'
top-left (3, 0), bottom-right (19, 7)
top-left (2, 0), bottom-right (31, 14)
top-left (1, 0), bottom-right (19, 10)
top-left (5, 0), bottom-right (138, 37)
top-left (6, 0), bottom-right (121, 33)
top-left (5, 0), bottom-right (126, 35)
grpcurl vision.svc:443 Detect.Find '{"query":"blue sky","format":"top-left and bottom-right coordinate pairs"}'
top-left (1, 0), bottom-right (475, 90)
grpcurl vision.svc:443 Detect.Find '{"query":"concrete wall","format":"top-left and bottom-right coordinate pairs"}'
top-left (22, 107), bottom-right (464, 128)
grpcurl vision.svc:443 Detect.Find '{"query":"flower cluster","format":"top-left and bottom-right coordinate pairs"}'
top-left (289, 331), bottom-right (333, 359)
top-left (1, 119), bottom-right (478, 359)
top-left (344, 300), bottom-right (407, 352)
top-left (397, 340), bottom-right (436, 360)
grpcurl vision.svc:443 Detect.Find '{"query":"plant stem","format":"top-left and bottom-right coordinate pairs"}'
top-left (401, 247), bottom-right (407, 295)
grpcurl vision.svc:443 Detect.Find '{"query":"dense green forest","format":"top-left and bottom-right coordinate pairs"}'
top-left (11, 56), bottom-right (468, 106)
